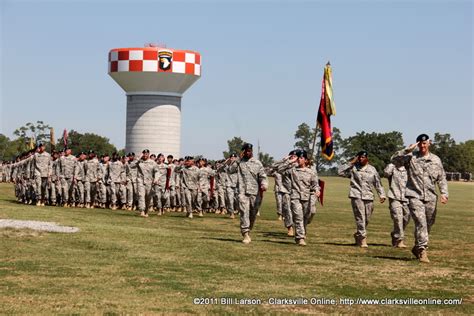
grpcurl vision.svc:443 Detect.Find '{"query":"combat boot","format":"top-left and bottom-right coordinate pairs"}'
top-left (419, 249), bottom-right (430, 263)
top-left (411, 246), bottom-right (420, 259)
top-left (395, 240), bottom-right (407, 248)
top-left (287, 226), bottom-right (295, 237)
top-left (198, 211), bottom-right (204, 217)
top-left (242, 232), bottom-right (251, 244)
top-left (85, 203), bottom-right (90, 209)
top-left (278, 215), bottom-right (283, 221)
top-left (111, 204), bottom-right (117, 210)
top-left (187, 212), bottom-right (193, 219)
top-left (230, 212), bottom-right (235, 219)
top-left (215, 209), bottom-right (221, 215)
top-left (360, 237), bottom-right (368, 248)
top-left (139, 211), bottom-right (148, 218)
top-left (297, 239), bottom-right (307, 246)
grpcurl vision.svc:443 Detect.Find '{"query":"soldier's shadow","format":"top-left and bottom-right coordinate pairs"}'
top-left (372, 255), bottom-right (414, 262)
top-left (261, 231), bottom-right (290, 239)
top-left (321, 242), bottom-right (356, 247)
top-left (260, 239), bottom-right (295, 245)
top-left (203, 237), bottom-right (243, 243)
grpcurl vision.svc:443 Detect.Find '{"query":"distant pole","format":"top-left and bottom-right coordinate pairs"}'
top-left (257, 139), bottom-right (261, 158)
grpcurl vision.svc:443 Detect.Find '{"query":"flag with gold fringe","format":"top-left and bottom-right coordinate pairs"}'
top-left (316, 62), bottom-right (336, 160)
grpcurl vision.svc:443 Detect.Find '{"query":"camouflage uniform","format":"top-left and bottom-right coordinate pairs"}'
top-left (197, 166), bottom-right (216, 212)
top-left (74, 159), bottom-right (86, 206)
top-left (277, 160), bottom-right (320, 242)
top-left (273, 172), bottom-right (283, 217)
top-left (384, 163), bottom-right (410, 245)
top-left (60, 154), bottom-right (77, 205)
top-left (108, 160), bottom-right (126, 207)
top-left (224, 168), bottom-right (238, 215)
top-left (164, 163), bottom-right (177, 209)
top-left (126, 159), bottom-right (138, 209)
top-left (391, 147), bottom-right (448, 253)
top-left (338, 162), bottom-right (386, 240)
top-left (272, 159), bottom-right (293, 229)
top-left (177, 164), bottom-right (200, 216)
top-left (215, 166), bottom-right (227, 211)
top-left (50, 157), bottom-right (62, 205)
top-left (227, 157), bottom-right (268, 235)
top-left (134, 158), bottom-right (158, 214)
top-left (85, 157), bottom-right (101, 206)
top-left (32, 151), bottom-right (52, 204)
top-left (153, 162), bottom-right (169, 212)
top-left (97, 161), bottom-right (108, 206)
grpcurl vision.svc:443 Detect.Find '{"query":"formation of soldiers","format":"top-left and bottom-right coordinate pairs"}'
top-left (336, 134), bottom-right (449, 263)
top-left (0, 133), bottom-right (449, 259)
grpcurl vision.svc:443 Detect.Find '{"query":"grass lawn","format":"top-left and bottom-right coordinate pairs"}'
top-left (1, 177), bottom-right (473, 314)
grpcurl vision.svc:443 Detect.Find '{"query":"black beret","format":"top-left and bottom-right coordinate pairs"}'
top-left (38, 143), bottom-right (44, 147)
top-left (289, 150), bottom-right (296, 156)
top-left (88, 150), bottom-right (95, 154)
top-left (416, 134), bottom-right (430, 142)
top-left (142, 149), bottom-right (150, 154)
top-left (357, 150), bottom-right (368, 158)
top-left (241, 143), bottom-right (253, 151)
top-left (167, 155), bottom-right (173, 159)
top-left (185, 156), bottom-right (194, 161)
top-left (295, 149), bottom-right (308, 159)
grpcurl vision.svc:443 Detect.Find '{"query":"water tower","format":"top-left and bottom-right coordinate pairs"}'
top-left (108, 46), bottom-right (201, 158)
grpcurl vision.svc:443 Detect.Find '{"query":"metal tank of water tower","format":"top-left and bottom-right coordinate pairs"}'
top-left (108, 45), bottom-right (201, 157)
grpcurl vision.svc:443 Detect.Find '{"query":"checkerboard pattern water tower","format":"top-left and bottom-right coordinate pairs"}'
top-left (108, 46), bottom-right (201, 157)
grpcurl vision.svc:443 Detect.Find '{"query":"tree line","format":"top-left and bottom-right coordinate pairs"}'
top-left (1, 121), bottom-right (472, 175)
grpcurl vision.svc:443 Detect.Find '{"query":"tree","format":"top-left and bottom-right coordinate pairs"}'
top-left (340, 131), bottom-right (404, 175)
top-left (430, 133), bottom-right (457, 172)
top-left (13, 121), bottom-right (52, 152)
top-left (293, 123), bottom-right (343, 173)
top-left (454, 140), bottom-right (474, 173)
top-left (223, 137), bottom-right (247, 158)
top-left (258, 152), bottom-right (274, 167)
top-left (57, 130), bottom-right (117, 155)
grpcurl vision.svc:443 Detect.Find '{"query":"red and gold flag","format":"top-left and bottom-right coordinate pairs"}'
top-left (317, 63), bottom-right (336, 160)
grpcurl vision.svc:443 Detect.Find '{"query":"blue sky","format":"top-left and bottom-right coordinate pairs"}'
top-left (1, 0), bottom-right (472, 159)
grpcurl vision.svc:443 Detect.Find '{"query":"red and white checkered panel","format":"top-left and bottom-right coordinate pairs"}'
top-left (108, 48), bottom-right (201, 76)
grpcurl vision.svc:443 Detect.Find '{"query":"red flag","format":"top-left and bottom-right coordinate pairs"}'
top-left (317, 63), bottom-right (336, 160)
top-left (318, 179), bottom-right (325, 206)
top-left (63, 129), bottom-right (68, 147)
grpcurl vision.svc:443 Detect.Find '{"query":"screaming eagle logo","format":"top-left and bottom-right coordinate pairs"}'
top-left (158, 50), bottom-right (172, 71)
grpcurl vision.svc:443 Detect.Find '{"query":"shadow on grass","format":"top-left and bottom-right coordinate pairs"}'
top-left (321, 242), bottom-right (356, 247)
top-left (372, 255), bottom-right (414, 262)
top-left (260, 239), bottom-right (295, 245)
top-left (261, 231), bottom-right (289, 239)
top-left (202, 237), bottom-right (243, 243)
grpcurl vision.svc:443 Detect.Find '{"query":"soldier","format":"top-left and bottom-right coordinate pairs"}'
top-left (226, 143), bottom-right (268, 244)
top-left (273, 172), bottom-right (283, 221)
top-left (271, 150), bottom-right (297, 237)
top-left (73, 152), bottom-right (87, 208)
top-left (60, 147), bottom-right (77, 207)
top-left (384, 162), bottom-right (410, 248)
top-left (125, 152), bottom-right (138, 210)
top-left (84, 150), bottom-right (101, 209)
top-left (164, 155), bottom-right (177, 212)
top-left (153, 153), bottom-right (168, 215)
top-left (224, 153), bottom-right (239, 219)
top-left (134, 149), bottom-right (159, 217)
top-left (108, 152), bottom-right (126, 210)
top-left (215, 160), bottom-right (228, 214)
top-left (176, 156), bottom-right (200, 218)
top-left (197, 158), bottom-right (215, 217)
top-left (391, 134), bottom-right (448, 263)
top-left (50, 151), bottom-right (62, 206)
top-left (32, 143), bottom-right (52, 206)
top-left (275, 149), bottom-right (320, 246)
top-left (97, 154), bottom-right (109, 208)
top-left (338, 150), bottom-right (386, 248)
top-left (174, 158), bottom-right (184, 211)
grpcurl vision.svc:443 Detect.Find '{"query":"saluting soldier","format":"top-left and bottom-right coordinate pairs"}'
top-left (50, 151), bottom-right (61, 206)
top-left (391, 134), bottom-right (448, 263)
top-left (153, 153), bottom-right (168, 215)
top-left (224, 153), bottom-right (239, 219)
top-left (275, 149), bottom-right (320, 246)
top-left (197, 158), bottom-right (215, 217)
top-left (338, 151), bottom-right (386, 248)
top-left (108, 152), bottom-right (126, 210)
top-left (226, 143), bottom-right (268, 244)
top-left (125, 153), bottom-right (138, 211)
top-left (176, 156), bottom-right (200, 218)
top-left (134, 149), bottom-right (159, 217)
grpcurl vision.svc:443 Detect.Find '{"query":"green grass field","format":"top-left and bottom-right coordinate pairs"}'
top-left (1, 177), bottom-right (473, 314)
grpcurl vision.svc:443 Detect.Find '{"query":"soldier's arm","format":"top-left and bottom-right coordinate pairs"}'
top-left (373, 170), bottom-right (386, 202)
top-left (257, 163), bottom-right (268, 191)
top-left (436, 162), bottom-right (449, 203)
top-left (226, 160), bottom-right (239, 174)
top-left (383, 163), bottom-right (395, 178)
top-left (337, 162), bottom-right (353, 178)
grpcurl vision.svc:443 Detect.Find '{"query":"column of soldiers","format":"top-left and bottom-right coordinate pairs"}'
top-left (1, 143), bottom-right (267, 224)
top-left (0, 134), bottom-right (450, 258)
